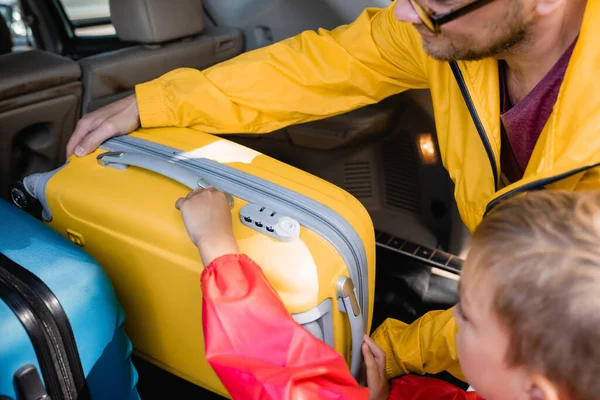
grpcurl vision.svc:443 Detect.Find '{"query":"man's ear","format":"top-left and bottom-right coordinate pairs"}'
top-left (534, 0), bottom-right (563, 17)
top-left (528, 374), bottom-right (560, 400)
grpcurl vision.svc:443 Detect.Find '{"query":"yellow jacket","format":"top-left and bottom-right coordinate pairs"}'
top-left (135, 0), bottom-right (600, 382)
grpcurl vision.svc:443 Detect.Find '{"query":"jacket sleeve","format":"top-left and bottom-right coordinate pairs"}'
top-left (371, 309), bottom-right (466, 382)
top-left (200, 254), bottom-right (369, 400)
top-left (387, 375), bottom-right (482, 400)
top-left (135, 1), bottom-right (428, 133)
top-left (573, 167), bottom-right (600, 190)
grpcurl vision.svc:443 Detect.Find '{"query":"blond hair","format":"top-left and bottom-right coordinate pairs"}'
top-left (464, 191), bottom-right (600, 400)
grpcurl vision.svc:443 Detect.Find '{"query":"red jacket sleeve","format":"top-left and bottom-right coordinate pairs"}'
top-left (200, 254), bottom-right (370, 400)
top-left (387, 376), bottom-right (484, 400)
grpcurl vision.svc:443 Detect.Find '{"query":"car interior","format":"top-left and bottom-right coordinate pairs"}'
top-left (0, 0), bottom-right (467, 397)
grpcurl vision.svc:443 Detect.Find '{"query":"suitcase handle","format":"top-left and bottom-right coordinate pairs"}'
top-left (97, 151), bottom-right (234, 207)
top-left (14, 364), bottom-right (50, 400)
top-left (337, 276), bottom-right (364, 380)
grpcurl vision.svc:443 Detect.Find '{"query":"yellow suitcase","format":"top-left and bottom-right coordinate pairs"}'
top-left (17, 128), bottom-right (376, 397)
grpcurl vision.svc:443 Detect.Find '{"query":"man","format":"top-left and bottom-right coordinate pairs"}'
top-left (66, 0), bottom-right (598, 384)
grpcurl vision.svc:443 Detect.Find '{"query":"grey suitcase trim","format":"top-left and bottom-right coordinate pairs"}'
top-left (292, 298), bottom-right (334, 348)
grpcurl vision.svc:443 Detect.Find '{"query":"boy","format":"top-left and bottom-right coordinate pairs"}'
top-left (177, 188), bottom-right (600, 400)
top-left (450, 190), bottom-right (600, 400)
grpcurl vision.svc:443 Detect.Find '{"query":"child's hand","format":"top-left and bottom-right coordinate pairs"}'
top-left (362, 335), bottom-right (390, 400)
top-left (176, 187), bottom-right (239, 265)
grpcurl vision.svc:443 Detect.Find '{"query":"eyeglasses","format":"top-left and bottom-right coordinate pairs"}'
top-left (409, 0), bottom-right (496, 34)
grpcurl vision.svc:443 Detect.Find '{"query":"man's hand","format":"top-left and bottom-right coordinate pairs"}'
top-left (175, 187), bottom-right (239, 265)
top-left (363, 335), bottom-right (390, 400)
top-left (66, 94), bottom-right (141, 158)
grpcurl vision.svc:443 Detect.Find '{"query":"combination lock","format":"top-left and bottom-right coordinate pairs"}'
top-left (239, 204), bottom-right (300, 242)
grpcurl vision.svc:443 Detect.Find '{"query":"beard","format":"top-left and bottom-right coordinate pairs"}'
top-left (419, 6), bottom-right (534, 61)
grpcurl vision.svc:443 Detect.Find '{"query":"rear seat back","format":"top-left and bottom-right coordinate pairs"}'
top-left (0, 50), bottom-right (82, 198)
top-left (79, 0), bottom-right (244, 114)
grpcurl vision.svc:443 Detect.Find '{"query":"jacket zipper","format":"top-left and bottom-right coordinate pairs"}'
top-left (0, 253), bottom-right (88, 400)
top-left (103, 136), bottom-right (369, 327)
top-left (485, 162), bottom-right (600, 215)
top-left (450, 61), bottom-right (499, 191)
top-left (449, 62), bottom-right (600, 216)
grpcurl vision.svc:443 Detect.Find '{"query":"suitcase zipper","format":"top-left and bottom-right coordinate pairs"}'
top-left (0, 253), bottom-right (88, 400)
top-left (102, 136), bottom-right (370, 329)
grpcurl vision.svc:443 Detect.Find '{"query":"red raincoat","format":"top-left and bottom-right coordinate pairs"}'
top-left (201, 254), bottom-right (483, 400)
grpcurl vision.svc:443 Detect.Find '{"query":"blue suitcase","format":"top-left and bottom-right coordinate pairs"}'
top-left (0, 199), bottom-right (140, 400)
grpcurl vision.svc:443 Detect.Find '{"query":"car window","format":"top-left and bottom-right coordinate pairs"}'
top-left (0, 5), bottom-right (10, 22)
top-left (58, 0), bottom-right (116, 36)
top-left (0, 0), bottom-right (35, 50)
top-left (60, 0), bottom-right (110, 20)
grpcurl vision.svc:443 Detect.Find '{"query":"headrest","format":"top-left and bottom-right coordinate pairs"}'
top-left (109, 0), bottom-right (205, 44)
